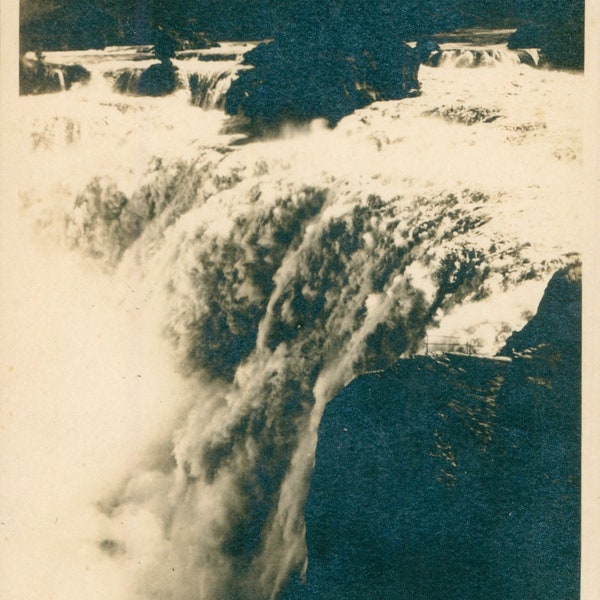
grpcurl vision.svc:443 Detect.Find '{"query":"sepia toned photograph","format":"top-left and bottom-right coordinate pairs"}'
top-left (1, 1), bottom-right (596, 599)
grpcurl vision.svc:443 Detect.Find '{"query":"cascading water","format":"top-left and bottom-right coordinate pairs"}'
top-left (2, 30), bottom-right (583, 600)
top-left (185, 62), bottom-right (244, 109)
top-left (55, 68), bottom-right (66, 90)
top-left (103, 59), bottom-right (245, 108)
top-left (26, 43), bottom-right (253, 110)
top-left (427, 47), bottom-right (540, 68)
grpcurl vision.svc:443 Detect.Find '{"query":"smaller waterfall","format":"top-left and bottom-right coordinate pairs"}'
top-left (23, 44), bottom-right (254, 109)
top-left (102, 59), bottom-right (244, 109)
top-left (187, 65), bottom-right (244, 110)
top-left (427, 48), bottom-right (540, 68)
top-left (106, 67), bottom-right (148, 94)
top-left (55, 68), bottom-right (67, 90)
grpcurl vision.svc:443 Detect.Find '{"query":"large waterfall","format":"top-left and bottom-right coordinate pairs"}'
top-left (1, 32), bottom-right (583, 600)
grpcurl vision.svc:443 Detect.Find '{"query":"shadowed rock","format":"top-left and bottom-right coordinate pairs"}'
top-left (20, 55), bottom-right (90, 95)
top-left (136, 62), bottom-right (181, 96)
top-left (285, 263), bottom-right (580, 599)
top-left (134, 30), bottom-right (185, 97)
top-left (225, 16), bottom-right (421, 129)
top-left (508, 0), bottom-right (584, 70)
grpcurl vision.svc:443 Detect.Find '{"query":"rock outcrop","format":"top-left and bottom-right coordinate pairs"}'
top-left (500, 264), bottom-right (581, 360)
top-left (134, 30), bottom-right (186, 97)
top-left (508, 0), bottom-right (584, 70)
top-left (20, 56), bottom-right (90, 95)
top-left (225, 37), bottom-right (420, 128)
top-left (136, 62), bottom-right (181, 97)
top-left (285, 264), bottom-right (580, 599)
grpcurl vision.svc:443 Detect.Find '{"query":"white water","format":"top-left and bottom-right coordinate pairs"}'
top-left (25, 42), bottom-right (255, 109)
top-left (1, 39), bottom-right (583, 600)
top-left (430, 46), bottom-right (540, 68)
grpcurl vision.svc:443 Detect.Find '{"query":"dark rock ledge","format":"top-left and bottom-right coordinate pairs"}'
top-left (284, 263), bottom-right (580, 599)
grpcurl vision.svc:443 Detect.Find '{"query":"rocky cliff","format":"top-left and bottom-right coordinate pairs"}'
top-left (286, 264), bottom-right (580, 599)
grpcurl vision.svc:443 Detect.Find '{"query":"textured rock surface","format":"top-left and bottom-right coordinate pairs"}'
top-left (20, 57), bottom-right (90, 95)
top-left (225, 38), bottom-right (420, 127)
top-left (508, 1), bottom-right (584, 70)
top-left (136, 62), bottom-right (182, 96)
top-left (288, 265), bottom-right (580, 599)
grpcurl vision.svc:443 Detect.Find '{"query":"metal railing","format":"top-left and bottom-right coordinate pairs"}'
top-left (424, 334), bottom-right (475, 355)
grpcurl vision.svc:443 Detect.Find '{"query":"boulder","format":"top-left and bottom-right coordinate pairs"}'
top-left (508, 0), bottom-right (584, 70)
top-left (415, 38), bottom-right (441, 64)
top-left (20, 56), bottom-right (90, 95)
top-left (509, 23), bottom-right (583, 69)
top-left (64, 64), bottom-right (91, 86)
top-left (499, 263), bottom-right (581, 360)
top-left (225, 39), bottom-right (420, 129)
top-left (286, 264), bottom-right (580, 599)
top-left (136, 61), bottom-right (181, 96)
top-left (541, 21), bottom-right (585, 70)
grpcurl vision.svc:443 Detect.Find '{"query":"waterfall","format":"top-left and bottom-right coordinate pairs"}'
top-left (184, 62), bottom-right (245, 110)
top-left (26, 44), bottom-right (251, 110)
top-left (106, 66), bottom-right (147, 94)
top-left (427, 47), bottom-right (540, 68)
top-left (6, 35), bottom-right (583, 600)
top-left (104, 60), bottom-right (242, 109)
top-left (55, 68), bottom-right (67, 90)
top-left (63, 165), bottom-right (561, 600)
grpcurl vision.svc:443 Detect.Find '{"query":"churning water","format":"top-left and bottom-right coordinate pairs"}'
top-left (1, 34), bottom-right (583, 600)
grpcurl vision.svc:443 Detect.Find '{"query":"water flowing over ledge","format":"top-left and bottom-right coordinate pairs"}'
top-left (21, 42), bottom-right (257, 108)
top-left (3, 33), bottom-right (584, 600)
top-left (21, 34), bottom-right (545, 111)
top-left (296, 265), bottom-right (580, 599)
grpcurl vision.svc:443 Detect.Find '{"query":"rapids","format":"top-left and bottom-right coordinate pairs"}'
top-left (1, 34), bottom-right (583, 600)
top-left (23, 42), bottom-right (256, 109)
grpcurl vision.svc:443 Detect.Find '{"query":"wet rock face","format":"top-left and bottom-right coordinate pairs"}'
top-left (509, 23), bottom-right (584, 70)
top-left (20, 57), bottom-right (90, 95)
top-left (415, 39), bottom-right (441, 64)
top-left (289, 265), bottom-right (580, 599)
top-left (136, 61), bottom-right (182, 97)
top-left (500, 263), bottom-right (581, 360)
top-left (225, 39), bottom-right (421, 128)
top-left (507, 1), bottom-right (584, 70)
